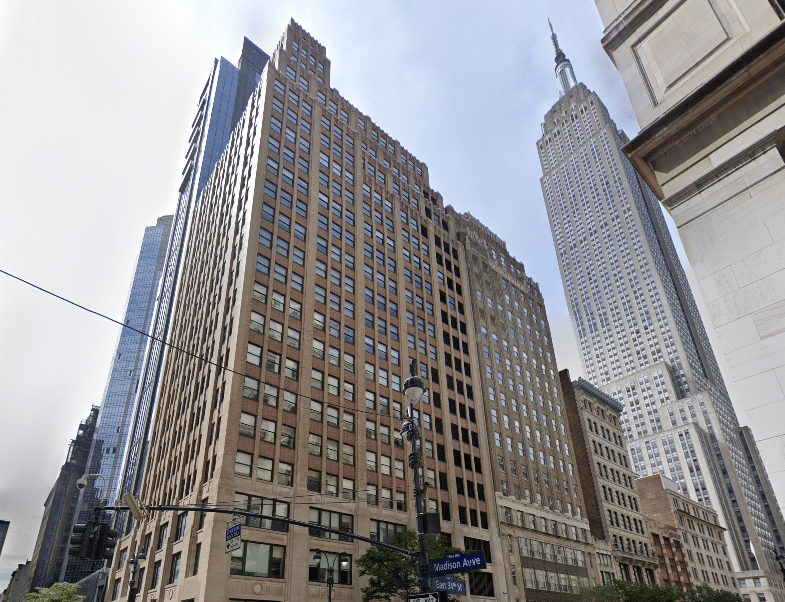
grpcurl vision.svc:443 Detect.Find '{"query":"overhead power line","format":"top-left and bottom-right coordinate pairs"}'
top-left (0, 268), bottom-right (423, 424)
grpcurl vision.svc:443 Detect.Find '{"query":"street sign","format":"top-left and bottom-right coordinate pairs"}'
top-left (431, 551), bottom-right (486, 576)
top-left (434, 575), bottom-right (466, 595)
top-left (225, 524), bottom-right (241, 553)
top-left (407, 593), bottom-right (438, 602)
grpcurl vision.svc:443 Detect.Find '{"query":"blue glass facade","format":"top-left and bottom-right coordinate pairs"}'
top-left (117, 38), bottom-right (269, 521)
top-left (61, 216), bottom-right (172, 583)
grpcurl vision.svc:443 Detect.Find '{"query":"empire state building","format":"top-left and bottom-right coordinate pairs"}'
top-left (537, 23), bottom-right (785, 582)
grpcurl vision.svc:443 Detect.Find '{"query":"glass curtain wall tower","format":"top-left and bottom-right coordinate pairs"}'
top-left (60, 216), bottom-right (172, 584)
top-left (537, 26), bottom-right (785, 580)
top-left (117, 39), bottom-right (270, 519)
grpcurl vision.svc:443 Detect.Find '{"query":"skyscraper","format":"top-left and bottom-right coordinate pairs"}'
top-left (105, 20), bottom-right (505, 601)
top-left (59, 215), bottom-right (172, 587)
top-left (590, 2), bottom-right (785, 479)
top-left (28, 408), bottom-right (99, 592)
top-left (117, 38), bottom-right (270, 512)
top-left (450, 210), bottom-right (598, 599)
top-left (537, 25), bottom-right (785, 587)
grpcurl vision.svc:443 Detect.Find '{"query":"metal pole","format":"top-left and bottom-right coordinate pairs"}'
top-left (402, 359), bottom-right (430, 593)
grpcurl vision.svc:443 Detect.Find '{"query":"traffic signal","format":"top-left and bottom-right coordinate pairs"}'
top-left (68, 521), bottom-right (95, 558)
top-left (93, 522), bottom-right (120, 561)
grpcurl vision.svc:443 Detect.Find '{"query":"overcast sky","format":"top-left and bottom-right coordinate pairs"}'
top-left (1, 0), bottom-right (782, 588)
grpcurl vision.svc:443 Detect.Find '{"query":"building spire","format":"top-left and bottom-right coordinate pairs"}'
top-left (548, 19), bottom-right (577, 97)
top-left (549, 19), bottom-right (566, 65)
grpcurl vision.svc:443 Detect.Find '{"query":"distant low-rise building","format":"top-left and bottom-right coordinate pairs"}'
top-left (638, 474), bottom-right (738, 594)
top-left (0, 560), bottom-right (33, 602)
top-left (560, 370), bottom-right (659, 585)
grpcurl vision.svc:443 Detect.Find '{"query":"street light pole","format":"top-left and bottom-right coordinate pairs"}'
top-left (402, 359), bottom-right (431, 593)
top-left (313, 550), bottom-right (348, 602)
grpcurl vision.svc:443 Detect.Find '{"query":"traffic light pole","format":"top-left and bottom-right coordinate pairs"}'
top-left (100, 504), bottom-right (417, 557)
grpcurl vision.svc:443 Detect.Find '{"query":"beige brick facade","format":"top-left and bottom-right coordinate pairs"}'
top-left (451, 212), bottom-right (597, 601)
top-left (104, 19), bottom-right (513, 602)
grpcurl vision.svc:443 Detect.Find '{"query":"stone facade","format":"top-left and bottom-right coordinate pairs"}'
top-left (638, 474), bottom-right (739, 594)
top-left (452, 212), bottom-right (597, 601)
top-left (105, 19), bottom-right (511, 602)
top-left (593, 0), bottom-right (785, 551)
top-left (560, 371), bottom-right (659, 585)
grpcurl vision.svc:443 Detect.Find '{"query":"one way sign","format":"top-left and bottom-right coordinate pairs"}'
top-left (407, 593), bottom-right (438, 602)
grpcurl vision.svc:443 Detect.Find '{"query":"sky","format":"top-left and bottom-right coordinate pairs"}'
top-left (1, 0), bottom-right (782, 589)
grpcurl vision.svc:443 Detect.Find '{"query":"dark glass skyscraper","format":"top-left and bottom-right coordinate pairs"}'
top-left (537, 26), bottom-right (785, 580)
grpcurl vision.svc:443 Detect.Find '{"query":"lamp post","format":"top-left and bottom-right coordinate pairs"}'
top-left (401, 359), bottom-right (431, 593)
top-left (313, 549), bottom-right (348, 602)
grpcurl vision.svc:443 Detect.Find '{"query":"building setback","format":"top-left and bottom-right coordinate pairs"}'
top-left (637, 474), bottom-right (740, 595)
top-left (537, 25), bottom-right (785, 586)
top-left (451, 211), bottom-right (597, 601)
top-left (106, 20), bottom-right (509, 601)
top-left (560, 370), bottom-right (658, 585)
top-left (592, 2), bottom-right (785, 488)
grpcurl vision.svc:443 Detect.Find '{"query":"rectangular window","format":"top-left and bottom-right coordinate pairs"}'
top-left (231, 542), bottom-right (285, 579)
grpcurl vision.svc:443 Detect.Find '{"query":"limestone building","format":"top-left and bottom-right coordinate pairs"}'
top-left (105, 20), bottom-right (508, 602)
top-left (560, 370), bottom-right (659, 585)
top-left (450, 211), bottom-right (597, 601)
top-left (638, 474), bottom-right (742, 596)
top-left (592, 0), bottom-right (785, 539)
top-left (537, 25), bottom-right (784, 586)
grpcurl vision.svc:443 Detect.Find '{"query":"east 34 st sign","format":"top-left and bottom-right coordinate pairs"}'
top-left (430, 550), bottom-right (486, 576)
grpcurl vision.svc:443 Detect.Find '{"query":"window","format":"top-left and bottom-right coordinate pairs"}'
top-left (231, 542), bottom-right (285, 578)
top-left (281, 425), bottom-right (295, 448)
top-left (343, 411), bottom-right (355, 432)
top-left (247, 343), bottom-right (262, 366)
top-left (309, 508), bottom-right (353, 541)
top-left (307, 469), bottom-right (321, 492)
top-left (309, 433), bottom-right (322, 456)
top-left (259, 419), bottom-right (276, 444)
top-left (234, 493), bottom-right (289, 531)
top-left (278, 461), bottom-right (293, 486)
top-left (235, 452), bottom-right (252, 477)
top-left (266, 351), bottom-right (281, 374)
top-left (168, 552), bottom-right (181, 584)
top-left (151, 561), bottom-right (161, 588)
top-left (239, 412), bottom-right (256, 438)
top-left (257, 456), bottom-right (273, 482)
top-left (174, 513), bottom-right (187, 541)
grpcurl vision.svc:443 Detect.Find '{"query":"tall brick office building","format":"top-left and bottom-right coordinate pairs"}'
top-left (101, 19), bottom-right (614, 602)
top-left (105, 20), bottom-right (506, 602)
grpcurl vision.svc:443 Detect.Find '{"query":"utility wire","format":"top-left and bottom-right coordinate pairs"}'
top-left (0, 267), bottom-right (441, 425)
top-left (755, 433), bottom-right (785, 443)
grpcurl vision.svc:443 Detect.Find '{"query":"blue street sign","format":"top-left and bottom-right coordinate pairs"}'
top-left (434, 575), bottom-right (466, 595)
top-left (431, 550), bottom-right (487, 576)
top-left (225, 524), bottom-right (242, 553)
